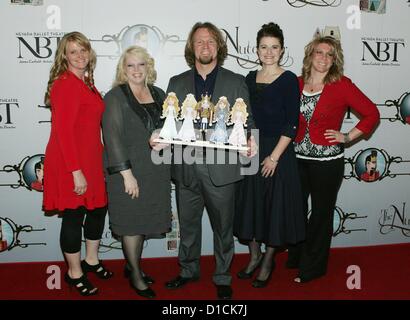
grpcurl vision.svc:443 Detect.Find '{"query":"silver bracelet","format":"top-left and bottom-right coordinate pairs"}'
top-left (269, 156), bottom-right (279, 163)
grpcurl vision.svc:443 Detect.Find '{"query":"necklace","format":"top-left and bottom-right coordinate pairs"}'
top-left (306, 79), bottom-right (323, 92)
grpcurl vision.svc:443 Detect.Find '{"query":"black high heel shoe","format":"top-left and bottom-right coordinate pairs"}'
top-left (81, 260), bottom-right (113, 280)
top-left (237, 254), bottom-right (264, 280)
top-left (252, 271), bottom-right (273, 288)
top-left (129, 279), bottom-right (156, 299)
top-left (64, 273), bottom-right (98, 296)
top-left (251, 261), bottom-right (276, 288)
top-left (124, 265), bottom-right (155, 284)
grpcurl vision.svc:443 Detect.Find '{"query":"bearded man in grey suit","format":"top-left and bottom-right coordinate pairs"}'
top-left (153, 22), bottom-right (256, 300)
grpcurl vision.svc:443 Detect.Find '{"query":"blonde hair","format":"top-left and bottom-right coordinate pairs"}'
top-left (113, 46), bottom-right (157, 87)
top-left (214, 96), bottom-right (230, 122)
top-left (161, 92), bottom-right (180, 118)
top-left (230, 98), bottom-right (249, 123)
top-left (180, 94), bottom-right (197, 119)
top-left (44, 31), bottom-right (96, 106)
top-left (215, 96), bottom-right (230, 111)
top-left (301, 36), bottom-right (344, 85)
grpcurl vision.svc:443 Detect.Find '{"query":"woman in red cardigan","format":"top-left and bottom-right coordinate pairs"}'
top-left (43, 32), bottom-right (113, 296)
top-left (288, 36), bottom-right (380, 283)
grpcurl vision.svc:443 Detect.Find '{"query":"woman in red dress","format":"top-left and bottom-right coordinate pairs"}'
top-left (43, 32), bottom-right (112, 296)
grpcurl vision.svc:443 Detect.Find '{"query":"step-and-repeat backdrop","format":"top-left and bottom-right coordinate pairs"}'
top-left (1, 0), bottom-right (409, 262)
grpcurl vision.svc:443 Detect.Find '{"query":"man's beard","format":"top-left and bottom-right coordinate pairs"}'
top-left (198, 56), bottom-right (214, 65)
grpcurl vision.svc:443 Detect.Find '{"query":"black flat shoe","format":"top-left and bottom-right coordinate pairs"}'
top-left (64, 273), bottom-right (98, 296)
top-left (124, 265), bottom-right (155, 284)
top-left (165, 275), bottom-right (199, 289)
top-left (237, 254), bottom-right (264, 280)
top-left (130, 280), bottom-right (156, 299)
top-left (81, 260), bottom-right (113, 280)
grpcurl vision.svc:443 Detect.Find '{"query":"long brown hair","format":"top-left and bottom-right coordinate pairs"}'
top-left (184, 22), bottom-right (228, 68)
top-left (301, 36), bottom-right (344, 85)
top-left (44, 31), bottom-right (96, 106)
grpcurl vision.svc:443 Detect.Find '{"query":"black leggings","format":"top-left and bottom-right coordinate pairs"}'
top-left (60, 206), bottom-right (107, 254)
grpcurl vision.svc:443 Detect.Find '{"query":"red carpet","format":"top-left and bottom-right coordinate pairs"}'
top-left (1, 243), bottom-right (409, 300)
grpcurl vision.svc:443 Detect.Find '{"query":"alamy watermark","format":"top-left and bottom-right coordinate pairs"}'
top-left (46, 265), bottom-right (61, 290)
top-left (346, 265), bottom-right (361, 290)
top-left (150, 129), bottom-right (260, 176)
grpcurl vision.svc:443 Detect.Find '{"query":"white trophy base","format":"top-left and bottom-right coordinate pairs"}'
top-left (153, 138), bottom-right (248, 151)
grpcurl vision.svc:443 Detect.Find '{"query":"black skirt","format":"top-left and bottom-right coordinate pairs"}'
top-left (234, 135), bottom-right (306, 246)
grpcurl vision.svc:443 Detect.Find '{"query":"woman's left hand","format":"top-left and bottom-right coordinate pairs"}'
top-left (324, 129), bottom-right (345, 143)
top-left (260, 156), bottom-right (278, 178)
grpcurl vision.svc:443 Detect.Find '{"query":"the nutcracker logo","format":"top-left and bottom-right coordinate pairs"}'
top-left (379, 202), bottom-right (410, 237)
top-left (308, 206), bottom-right (367, 237)
top-left (91, 24), bottom-right (293, 70)
top-left (354, 149), bottom-right (385, 183)
top-left (0, 154), bottom-right (45, 191)
top-left (345, 148), bottom-right (410, 181)
top-left (378, 92), bottom-right (410, 125)
top-left (0, 217), bottom-right (46, 253)
top-left (286, 0), bottom-right (342, 7)
top-left (333, 206), bottom-right (367, 237)
top-left (221, 27), bottom-right (294, 69)
top-left (91, 24), bottom-right (181, 59)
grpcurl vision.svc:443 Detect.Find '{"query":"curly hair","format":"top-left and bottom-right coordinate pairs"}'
top-left (184, 22), bottom-right (228, 68)
top-left (301, 36), bottom-right (344, 84)
top-left (44, 31), bottom-right (96, 106)
top-left (113, 45), bottom-right (157, 87)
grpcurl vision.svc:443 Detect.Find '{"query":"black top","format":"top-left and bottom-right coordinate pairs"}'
top-left (120, 83), bottom-right (163, 134)
top-left (194, 65), bottom-right (219, 101)
top-left (246, 70), bottom-right (300, 139)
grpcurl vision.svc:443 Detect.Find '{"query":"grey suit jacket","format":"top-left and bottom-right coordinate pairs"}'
top-left (167, 67), bottom-right (253, 187)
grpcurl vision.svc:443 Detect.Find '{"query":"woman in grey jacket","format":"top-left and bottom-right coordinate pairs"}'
top-left (102, 46), bottom-right (171, 299)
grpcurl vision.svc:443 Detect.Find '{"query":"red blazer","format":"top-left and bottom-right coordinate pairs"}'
top-left (295, 76), bottom-right (380, 145)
